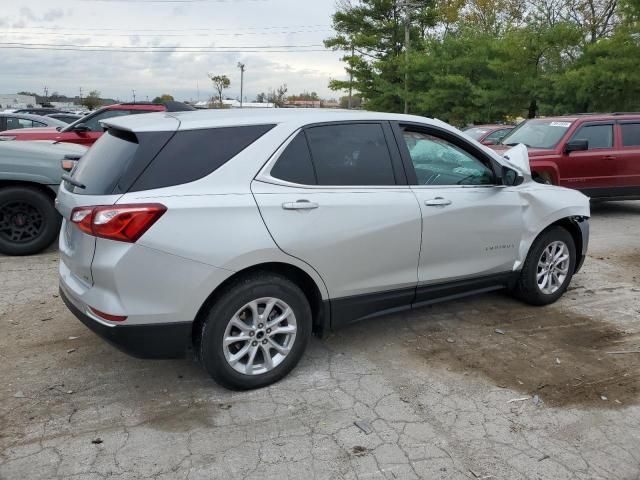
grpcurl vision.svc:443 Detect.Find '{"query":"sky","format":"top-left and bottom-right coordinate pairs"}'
top-left (0, 0), bottom-right (348, 103)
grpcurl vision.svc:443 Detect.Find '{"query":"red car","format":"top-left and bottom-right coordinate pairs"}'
top-left (464, 124), bottom-right (514, 145)
top-left (0, 102), bottom-right (193, 146)
top-left (493, 114), bottom-right (640, 200)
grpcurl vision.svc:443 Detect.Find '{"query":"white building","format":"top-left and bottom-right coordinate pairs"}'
top-left (0, 94), bottom-right (37, 111)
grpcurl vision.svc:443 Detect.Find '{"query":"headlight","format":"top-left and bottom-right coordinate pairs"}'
top-left (0, 136), bottom-right (16, 141)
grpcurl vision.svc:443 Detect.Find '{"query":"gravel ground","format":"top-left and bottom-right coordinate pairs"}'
top-left (1, 201), bottom-right (639, 480)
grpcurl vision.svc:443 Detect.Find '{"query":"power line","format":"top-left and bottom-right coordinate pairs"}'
top-left (3, 24), bottom-right (329, 32)
top-left (0, 41), bottom-right (324, 50)
top-left (0, 45), bottom-right (330, 53)
top-left (0, 29), bottom-right (330, 37)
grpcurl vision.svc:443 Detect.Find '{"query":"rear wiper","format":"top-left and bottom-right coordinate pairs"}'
top-left (61, 174), bottom-right (86, 189)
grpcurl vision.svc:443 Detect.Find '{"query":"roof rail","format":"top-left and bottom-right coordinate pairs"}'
top-left (611, 112), bottom-right (640, 116)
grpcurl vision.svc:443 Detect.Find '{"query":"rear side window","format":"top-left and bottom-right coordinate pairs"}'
top-left (304, 123), bottom-right (396, 186)
top-left (270, 132), bottom-right (317, 185)
top-left (572, 124), bottom-right (613, 149)
top-left (621, 123), bottom-right (640, 147)
top-left (130, 124), bottom-right (275, 191)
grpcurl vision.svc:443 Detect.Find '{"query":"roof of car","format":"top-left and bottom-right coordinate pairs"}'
top-left (0, 112), bottom-right (67, 126)
top-left (102, 108), bottom-right (450, 133)
top-left (533, 113), bottom-right (640, 122)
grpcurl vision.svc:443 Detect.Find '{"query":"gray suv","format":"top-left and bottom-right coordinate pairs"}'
top-left (57, 109), bottom-right (590, 389)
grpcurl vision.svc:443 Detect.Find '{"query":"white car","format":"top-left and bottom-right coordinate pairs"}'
top-left (56, 109), bottom-right (590, 389)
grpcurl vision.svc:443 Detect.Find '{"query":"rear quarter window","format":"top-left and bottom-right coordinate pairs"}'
top-left (129, 124), bottom-right (275, 191)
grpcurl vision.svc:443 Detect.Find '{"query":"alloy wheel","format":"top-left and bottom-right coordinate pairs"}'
top-left (0, 201), bottom-right (44, 243)
top-left (536, 240), bottom-right (570, 295)
top-left (222, 297), bottom-right (297, 375)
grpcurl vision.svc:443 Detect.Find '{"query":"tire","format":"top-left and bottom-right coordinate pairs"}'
top-left (0, 186), bottom-right (61, 256)
top-left (513, 226), bottom-right (576, 306)
top-left (200, 272), bottom-right (312, 390)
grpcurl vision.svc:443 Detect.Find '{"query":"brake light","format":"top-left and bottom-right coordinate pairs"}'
top-left (70, 203), bottom-right (166, 242)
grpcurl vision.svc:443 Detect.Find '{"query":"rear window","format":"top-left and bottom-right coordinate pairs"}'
top-left (68, 124), bottom-right (274, 195)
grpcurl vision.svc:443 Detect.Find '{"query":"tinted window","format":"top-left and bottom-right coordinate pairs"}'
top-left (402, 130), bottom-right (494, 186)
top-left (304, 123), bottom-right (395, 186)
top-left (6, 117), bottom-right (34, 129)
top-left (271, 132), bottom-right (316, 184)
top-left (621, 123), bottom-right (640, 147)
top-left (130, 124), bottom-right (275, 191)
top-left (572, 124), bottom-right (613, 149)
top-left (69, 130), bottom-right (139, 195)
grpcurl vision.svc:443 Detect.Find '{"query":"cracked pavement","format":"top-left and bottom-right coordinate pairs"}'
top-left (1, 201), bottom-right (639, 479)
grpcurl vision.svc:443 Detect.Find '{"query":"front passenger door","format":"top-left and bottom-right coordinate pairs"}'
top-left (395, 124), bottom-right (525, 287)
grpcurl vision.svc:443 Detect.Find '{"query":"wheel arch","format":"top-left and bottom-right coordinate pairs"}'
top-left (192, 261), bottom-right (329, 353)
top-left (0, 180), bottom-right (57, 201)
top-left (530, 216), bottom-right (587, 274)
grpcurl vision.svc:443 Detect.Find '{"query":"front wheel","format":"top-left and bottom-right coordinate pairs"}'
top-left (200, 273), bottom-right (312, 390)
top-left (513, 227), bottom-right (576, 306)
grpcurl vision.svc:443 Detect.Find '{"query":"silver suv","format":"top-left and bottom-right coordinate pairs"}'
top-left (57, 110), bottom-right (590, 389)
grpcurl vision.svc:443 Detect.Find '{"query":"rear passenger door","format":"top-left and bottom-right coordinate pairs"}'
top-left (252, 122), bottom-right (422, 322)
top-left (617, 121), bottom-right (640, 192)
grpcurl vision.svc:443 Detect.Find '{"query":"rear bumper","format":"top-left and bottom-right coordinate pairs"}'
top-left (60, 286), bottom-right (192, 359)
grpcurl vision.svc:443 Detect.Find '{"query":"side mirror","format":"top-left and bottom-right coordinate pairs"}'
top-left (564, 139), bottom-right (588, 153)
top-left (72, 123), bottom-right (90, 134)
top-left (502, 166), bottom-right (524, 186)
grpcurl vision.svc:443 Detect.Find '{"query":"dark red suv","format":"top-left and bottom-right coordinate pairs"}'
top-left (0, 102), bottom-right (194, 146)
top-left (494, 114), bottom-right (640, 199)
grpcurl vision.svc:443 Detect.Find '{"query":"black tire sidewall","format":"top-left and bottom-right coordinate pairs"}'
top-left (0, 187), bottom-right (60, 256)
top-left (200, 274), bottom-right (312, 390)
top-left (518, 227), bottom-right (576, 305)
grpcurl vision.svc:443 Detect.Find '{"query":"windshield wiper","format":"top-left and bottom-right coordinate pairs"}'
top-left (61, 174), bottom-right (86, 189)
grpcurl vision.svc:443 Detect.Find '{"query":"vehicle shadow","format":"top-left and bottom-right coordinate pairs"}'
top-left (590, 199), bottom-right (640, 216)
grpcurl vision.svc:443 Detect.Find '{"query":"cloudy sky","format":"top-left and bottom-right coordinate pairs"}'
top-left (0, 0), bottom-right (348, 103)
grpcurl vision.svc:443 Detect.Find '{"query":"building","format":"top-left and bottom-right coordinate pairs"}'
top-left (0, 94), bottom-right (37, 111)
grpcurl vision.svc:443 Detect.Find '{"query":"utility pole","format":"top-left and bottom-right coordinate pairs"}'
top-left (132, 89), bottom-right (136, 103)
top-left (348, 45), bottom-right (354, 109)
top-left (404, 13), bottom-right (409, 114)
top-left (43, 86), bottom-right (48, 105)
top-left (79, 87), bottom-right (83, 106)
top-left (237, 62), bottom-right (246, 108)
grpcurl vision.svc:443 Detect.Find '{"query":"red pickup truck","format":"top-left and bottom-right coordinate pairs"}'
top-left (494, 114), bottom-right (640, 200)
top-left (0, 102), bottom-right (193, 146)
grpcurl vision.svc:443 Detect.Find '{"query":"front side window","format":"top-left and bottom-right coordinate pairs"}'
top-left (304, 123), bottom-right (396, 186)
top-left (621, 123), bottom-right (640, 147)
top-left (402, 130), bottom-right (494, 186)
top-left (7, 118), bottom-right (34, 129)
top-left (571, 124), bottom-right (613, 149)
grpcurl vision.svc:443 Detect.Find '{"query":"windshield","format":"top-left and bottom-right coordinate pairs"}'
top-left (500, 119), bottom-right (573, 149)
top-left (62, 108), bottom-right (105, 132)
top-left (464, 127), bottom-right (491, 140)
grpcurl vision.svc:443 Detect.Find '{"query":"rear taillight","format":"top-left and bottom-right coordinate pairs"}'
top-left (70, 203), bottom-right (166, 242)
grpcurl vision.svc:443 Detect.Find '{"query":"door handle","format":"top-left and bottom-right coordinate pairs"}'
top-left (282, 200), bottom-right (319, 210)
top-left (425, 197), bottom-right (452, 207)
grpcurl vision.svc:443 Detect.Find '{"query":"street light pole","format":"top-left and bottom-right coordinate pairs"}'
top-left (237, 62), bottom-right (246, 108)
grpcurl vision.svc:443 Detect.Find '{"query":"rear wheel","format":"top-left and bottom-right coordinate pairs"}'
top-left (513, 226), bottom-right (576, 306)
top-left (0, 187), bottom-right (61, 256)
top-left (200, 272), bottom-right (312, 390)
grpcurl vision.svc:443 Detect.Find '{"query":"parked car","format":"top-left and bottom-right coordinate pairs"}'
top-left (46, 113), bottom-right (83, 124)
top-left (0, 112), bottom-right (67, 132)
top-left (0, 141), bottom-right (87, 255)
top-left (494, 113), bottom-right (640, 199)
top-left (464, 124), bottom-right (514, 145)
top-left (0, 101), bottom-right (195, 146)
top-left (57, 109), bottom-right (589, 390)
top-left (14, 108), bottom-right (66, 115)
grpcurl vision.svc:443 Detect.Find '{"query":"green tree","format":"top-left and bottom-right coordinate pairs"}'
top-left (267, 84), bottom-right (288, 107)
top-left (152, 94), bottom-right (174, 103)
top-left (208, 74), bottom-right (230, 104)
top-left (82, 90), bottom-right (102, 110)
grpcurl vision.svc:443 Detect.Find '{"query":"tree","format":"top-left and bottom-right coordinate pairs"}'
top-left (267, 84), bottom-right (288, 107)
top-left (340, 94), bottom-right (362, 108)
top-left (82, 90), bottom-right (102, 110)
top-left (255, 92), bottom-right (267, 103)
top-left (208, 74), bottom-right (230, 104)
top-left (152, 94), bottom-right (174, 103)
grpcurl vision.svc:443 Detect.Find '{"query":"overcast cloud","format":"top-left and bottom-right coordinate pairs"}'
top-left (0, 0), bottom-right (347, 102)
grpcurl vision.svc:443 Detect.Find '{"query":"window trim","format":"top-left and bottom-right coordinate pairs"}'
top-left (568, 122), bottom-right (615, 151)
top-left (391, 121), bottom-right (501, 188)
top-left (256, 120), bottom-right (408, 189)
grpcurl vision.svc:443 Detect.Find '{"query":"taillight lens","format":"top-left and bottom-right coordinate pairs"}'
top-left (70, 203), bottom-right (166, 242)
